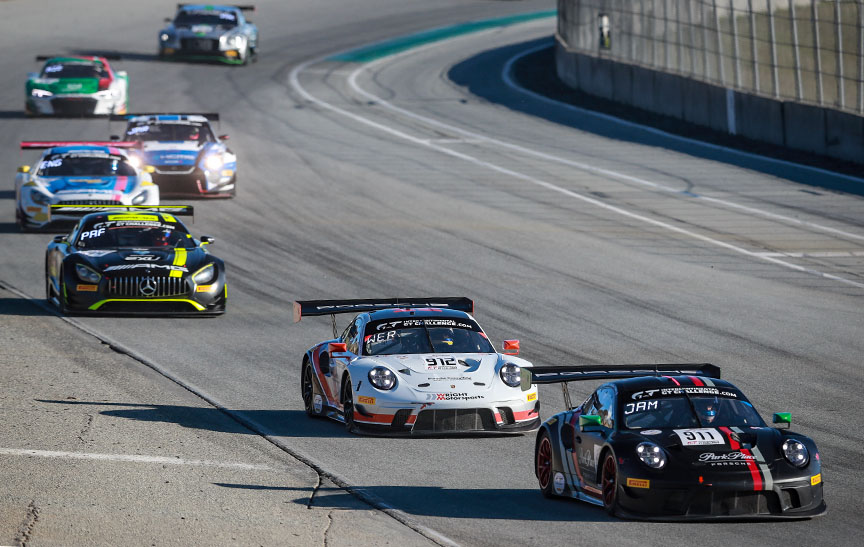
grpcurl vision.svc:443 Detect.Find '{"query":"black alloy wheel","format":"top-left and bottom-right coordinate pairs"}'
top-left (341, 377), bottom-right (355, 434)
top-left (601, 453), bottom-right (619, 515)
top-left (302, 361), bottom-right (317, 417)
top-left (536, 432), bottom-right (555, 498)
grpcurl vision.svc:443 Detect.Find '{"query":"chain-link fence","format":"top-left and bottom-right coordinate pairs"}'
top-left (558, 0), bottom-right (864, 114)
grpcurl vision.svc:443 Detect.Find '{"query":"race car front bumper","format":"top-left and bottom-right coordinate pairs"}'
top-left (56, 271), bottom-right (227, 316)
top-left (26, 92), bottom-right (123, 116)
top-left (351, 399), bottom-right (541, 435)
top-left (151, 165), bottom-right (236, 197)
top-left (614, 472), bottom-right (827, 520)
top-left (159, 39), bottom-right (246, 64)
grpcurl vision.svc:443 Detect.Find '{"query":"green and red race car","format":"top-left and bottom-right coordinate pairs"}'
top-left (26, 55), bottom-right (128, 117)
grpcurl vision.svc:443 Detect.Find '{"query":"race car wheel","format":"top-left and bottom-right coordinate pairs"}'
top-left (601, 452), bottom-right (619, 515)
top-left (301, 360), bottom-right (319, 417)
top-left (341, 376), bottom-right (356, 434)
top-left (56, 267), bottom-right (70, 314)
top-left (241, 44), bottom-right (251, 66)
top-left (536, 432), bottom-right (555, 498)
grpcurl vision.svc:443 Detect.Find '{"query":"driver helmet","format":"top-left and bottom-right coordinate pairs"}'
top-left (696, 397), bottom-right (719, 424)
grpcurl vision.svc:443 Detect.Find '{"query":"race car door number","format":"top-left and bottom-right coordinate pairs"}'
top-left (673, 428), bottom-right (725, 446)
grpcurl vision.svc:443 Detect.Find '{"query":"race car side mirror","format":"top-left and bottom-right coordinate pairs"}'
top-left (17, 165), bottom-right (30, 173)
top-left (53, 235), bottom-right (67, 243)
top-left (579, 414), bottom-right (602, 432)
top-left (219, 134), bottom-right (230, 141)
top-left (502, 339), bottom-right (519, 355)
top-left (200, 236), bottom-right (215, 245)
top-left (772, 412), bottom-right (791, 429)
top-left (329, 342), bottom-right (348, 354)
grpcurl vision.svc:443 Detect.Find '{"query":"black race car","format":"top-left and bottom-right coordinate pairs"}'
top-left (529, 364), bottom-right (826, 520)
top-left (45, 205), bottom-right (226, 315)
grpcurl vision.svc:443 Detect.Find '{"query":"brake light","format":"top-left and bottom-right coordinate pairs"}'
top-left (98, 77), bottom-right (111, 91)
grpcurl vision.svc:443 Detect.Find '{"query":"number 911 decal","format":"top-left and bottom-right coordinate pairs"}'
top-left (673, 428), bottom-right (725, 446)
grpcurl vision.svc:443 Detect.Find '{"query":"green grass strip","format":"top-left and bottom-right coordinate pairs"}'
top-left (328, 10), bottom-right (556, 63)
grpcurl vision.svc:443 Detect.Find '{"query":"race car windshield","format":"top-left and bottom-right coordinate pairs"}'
top-left (174, 11), bottom-right (238, 28)
top-left (41, 63), bottom-right (105, 78)
top-left (363, 318), bottom-right (494, 356)
top-left (622, 395), bottom-right (765, 430)
top-left (37, 154), bottom-right (137, 177)
top-left (126, 122), bottom-right (213, 142)
top-left (76, 225), bottom-right (195, 249)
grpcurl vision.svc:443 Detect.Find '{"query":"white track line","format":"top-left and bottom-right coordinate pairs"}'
top-left (0, 447), bottom-right (275, 470)
top-left (290, 56), bottom-right (864, 289)
top-left (345, 39), bottom-right (864, 244)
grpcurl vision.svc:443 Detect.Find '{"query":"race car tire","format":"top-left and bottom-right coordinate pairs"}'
top-left (341, 375), bottom-right (356, 434)
top-left (241, 44), bottom-right (251, 66)
top-left (600, 452), bottom-right (619, 515)
top-left (56, 267), bottom-right (70, 314)
top-left (536, 431), bottom-right (556, 498)
top-left (301, 359), bottom-right (320, 418)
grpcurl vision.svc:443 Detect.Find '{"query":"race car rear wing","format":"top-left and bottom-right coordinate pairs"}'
top-left (177, 4), bottom-right (254, 11)
top-left (521, 363), bottom-right (720, 409)
top-left (109, 113), bottom-right (220, 122)
top-left (36, 54), bottom-right (122, 61)
top-left (21, 141), bottom-right (138, 149)
top-left (49, 204), bottom-right (194, 219)
top-left (294, 297), bottom-right (474, 337)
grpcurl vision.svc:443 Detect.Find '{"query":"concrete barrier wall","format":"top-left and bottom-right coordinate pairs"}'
top-left (555, 36), bottom-right (864, 165)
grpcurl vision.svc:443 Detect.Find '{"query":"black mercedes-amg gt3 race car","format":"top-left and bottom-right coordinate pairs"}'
top-left (44, 205), bottom-right (226, 315)
top-left (530, 364), bottom-right (826, 520)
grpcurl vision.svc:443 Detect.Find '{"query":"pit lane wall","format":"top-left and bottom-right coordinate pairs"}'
top-left (555, 0), bottom-right (864, 165)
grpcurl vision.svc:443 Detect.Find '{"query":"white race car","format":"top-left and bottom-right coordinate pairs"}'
top-left (294, 298), bottom-right (540, 435)
top-left (15, 141), bottom-right (159, 231)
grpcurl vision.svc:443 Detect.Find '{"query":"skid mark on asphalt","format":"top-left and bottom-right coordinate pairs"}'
top-left (0, 447), bottom-right (278, 471)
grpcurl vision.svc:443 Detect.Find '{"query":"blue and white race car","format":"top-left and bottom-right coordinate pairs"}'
top-left (15, 141), bottom-right (159, 231)
top-left (113, 113), bottom-right (237, 198)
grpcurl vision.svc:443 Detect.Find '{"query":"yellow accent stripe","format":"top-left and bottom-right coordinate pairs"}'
top-left (162, 214), bottom-right (176, 223)
top-left (173, 248), bottom-right (187, 266)
top-left (88, 299), bottom-right (206, 311)
top-left (169, 270), bottom-right (183, 278)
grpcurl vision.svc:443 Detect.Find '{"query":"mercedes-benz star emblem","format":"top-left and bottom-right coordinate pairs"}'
top-left (139, 277), bottom-right (158, 296)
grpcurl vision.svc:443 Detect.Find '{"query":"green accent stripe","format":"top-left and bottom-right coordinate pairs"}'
top-left (88, 299), bottom-right (206, 311)
top-left (328, 10), bottom-right (556, 63)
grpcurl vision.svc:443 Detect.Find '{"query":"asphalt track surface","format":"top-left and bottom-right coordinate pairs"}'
top-left (1, 1), bottom-right (863, 545)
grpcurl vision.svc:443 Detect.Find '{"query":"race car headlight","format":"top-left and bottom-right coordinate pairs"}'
top-left (636, 442), bottom-right (666, 469)
top-left (31, 88), bottom-right (53, 98)
top-left (131, 191), bottom-right (148, 205)
top-left (499, 363), bottom-right (521, 387)
top-left (224, 34), bottom-right (245, 48)
top-left (204, 154), bottom-right (223, 171)
top-left (368, 367), bottom-right (396, 390)
top-left (160, 33), bottom-right (170, 42)
top-left (127, 155), bottom-right (142, 169)
top-left (75, 263), bottom-right (101, 283)
top-left (782, 439), bottom-right (809, 468)
top-left (29, 188), bottom-right (52, 205)
top-left (192, 264), bottom-right (216, 285)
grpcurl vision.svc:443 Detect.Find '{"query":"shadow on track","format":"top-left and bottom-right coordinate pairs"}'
top-left (449, 37), bottom-right (864, 197)
top-left (0, 190), bottom-right (16, 200)
top-left (0, 111), bottom-right (28, 120)
top-left (0, 297), bottom-right (54, 316)
top-left (213, 482), bottom-right (612, 522)
top-left (35, 399), bottom-right (351, 438)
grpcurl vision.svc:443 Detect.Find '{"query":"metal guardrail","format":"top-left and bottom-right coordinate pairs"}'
top-left (558, 0), bottom-right (864, 114)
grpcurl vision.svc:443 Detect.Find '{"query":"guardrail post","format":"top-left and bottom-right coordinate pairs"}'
top-left (859, 0), bottom-right (864, 113)
top-left (714, 0), bottom-right (726, 85)
top-left (811, 0), bottom-right (824, 105)
top-left (834, 0), bottom-right (845, 109)
top-left (768, 0), bottom-right (780, 97)
top-left (730, 0), bottom-right (742, 87)
top-left (749, 0), bottom-right (760, 93)
top-left (789, 0), bottom-right (803, 100)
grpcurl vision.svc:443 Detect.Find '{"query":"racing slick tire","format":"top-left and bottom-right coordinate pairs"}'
top-left (536, 431), bottom-right (556, 498)
top-left (341, 375), bottom-right (356, 434)
top-left (241, 44), bottom-right (251, 66)
top-left (600, 452), bottom-right (620, 515)
top-left (55, 267), bottom-right (71, 315)
top-left (301, 359), bottom-right (321, 418)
